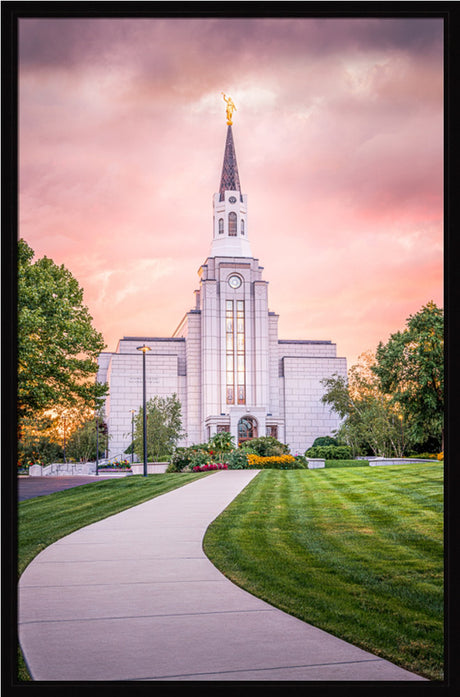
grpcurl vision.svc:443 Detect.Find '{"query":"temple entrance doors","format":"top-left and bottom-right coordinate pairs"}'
top-left (238, 416), bottom-right (258, 446)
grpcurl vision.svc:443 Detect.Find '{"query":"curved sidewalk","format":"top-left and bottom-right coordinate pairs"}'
top-left (19, 470), bottom-right (426, 682)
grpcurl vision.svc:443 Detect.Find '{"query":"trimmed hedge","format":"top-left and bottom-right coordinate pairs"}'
top-left (305, 445), bottom-right (352, 460)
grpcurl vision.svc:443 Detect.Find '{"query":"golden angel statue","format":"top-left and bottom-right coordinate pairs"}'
top-left (222, 93), bottom-right (237, 125)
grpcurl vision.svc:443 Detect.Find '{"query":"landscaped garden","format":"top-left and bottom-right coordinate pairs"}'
top-left (18, 457), bottom-right (443, 681)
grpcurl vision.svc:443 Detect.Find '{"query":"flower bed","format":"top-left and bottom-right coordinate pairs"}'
top-left (191, 462), bottom-right (228, 472)
top-left (98, 459), bottom-right (131, 470)
top-left (246, 454), bottom-right (301, 469)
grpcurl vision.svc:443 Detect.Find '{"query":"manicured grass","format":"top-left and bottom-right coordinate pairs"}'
top-left (17, 472), bottom-right (208, 681)
top-left (18, 473), bottom-right (208, 577)
top-left (203, 463), bottom-right (443, 680)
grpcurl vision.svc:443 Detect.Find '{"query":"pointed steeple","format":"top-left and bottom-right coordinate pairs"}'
top-left (210, 105), bottom-right (252, 258)
top-left (219, 125), bottom-right (242, 201)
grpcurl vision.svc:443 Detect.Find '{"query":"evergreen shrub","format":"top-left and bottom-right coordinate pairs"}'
top-left (305, 444), bottom-right (352, 460)
top-left (312, 436), bottom-right (339, 447)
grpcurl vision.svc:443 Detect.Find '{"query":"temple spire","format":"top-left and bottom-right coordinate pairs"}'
top-left (211, 97), bottom-right (251, 258)
top-left (219, 125), bottom-right (242, 201)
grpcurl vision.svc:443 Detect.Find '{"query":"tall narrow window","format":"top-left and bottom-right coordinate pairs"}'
top-left (218, 218), bottom-right (224, 234)
top-left (225, 300), bottom-right (246, 405)
top-left (228, 212), bottom-right (237, 236)
top-left (226, 301), bottom-right (234, 404)
top-left (236, 300), bottom-right (246, 404)
top-left (241, 219), bottom-right (245, 235)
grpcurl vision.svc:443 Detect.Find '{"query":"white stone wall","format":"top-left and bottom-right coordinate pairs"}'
top-left (253, 281), bottom-right (270, 407)
top-left (183, 312), bottom-right (202, 445)
top-left (96, 352), bottom-right (112, 385)
top-left (281, 356), bottom-right (347, 455)
top-left (104, 350), bottom-right (186, 458)
top-left (268, 313), bottom-right (281, 418)
top-left (278, 340), bottom-right (338, 360)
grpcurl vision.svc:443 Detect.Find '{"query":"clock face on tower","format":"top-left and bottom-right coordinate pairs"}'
top-left (229, 196), bottom-right (237, 203)
top-left (228, 274), bottom-right (242, 289)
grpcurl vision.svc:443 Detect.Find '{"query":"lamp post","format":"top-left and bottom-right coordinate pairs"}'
top-left (398, 413), bottom-right (404, 457)
top-left (131, 409), bottom-right (135, 466)
top-left (95, 414), bottom-right (99, 476)
top-left (63, 418), bottom-right (66, 463)
top-left (136, 344), bottom-right (151, 476)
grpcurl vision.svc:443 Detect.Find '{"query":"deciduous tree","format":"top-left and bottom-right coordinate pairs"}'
top-left (133, 394), bottom-right (184, 462)
top-left (321, 351), bottom-right (407, 457)
top-left (18, 240), bottom-right (108, 422)
top-left (373, 301), bottom-right (443, 451)
top-left (65, 418), bottom-right (108, 462)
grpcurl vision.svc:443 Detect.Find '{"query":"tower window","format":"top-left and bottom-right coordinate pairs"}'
top-left (241, 219), bottom-right (245, 235)
top-left (226, 300), bottom-right (234, 404)
top-left (218, 218), bottom-right (224, 234)
top-left (228, 212), bottom-right (237, 236)
top-left (226, 300), bottom-right (246, 405)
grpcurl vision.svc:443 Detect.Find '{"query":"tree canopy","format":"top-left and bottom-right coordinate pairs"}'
top-left (65, 418), bottom-right (108, 463)
top-left (18, 240), bottom-right (108, 422)
top-left (321, 351), bottom-right (406, 457)
top-left (373, 301), bottom-right (443, 450)
top-left (321, 302), bottom-right (444, 457)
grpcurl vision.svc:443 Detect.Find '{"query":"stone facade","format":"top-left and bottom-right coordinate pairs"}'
top-left (98, 123), bottom-right (347, 458)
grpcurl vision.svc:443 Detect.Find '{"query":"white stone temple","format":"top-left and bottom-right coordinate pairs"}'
top-left (97, 114), bottom-right (347, 459)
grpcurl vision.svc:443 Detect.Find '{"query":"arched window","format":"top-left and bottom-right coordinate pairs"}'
top-left (218, 218), bottom-right (224, 234)
top-left (238, 417), bottom-right (258, 446)
top-left (241, 219), bottom-right (245, 235)
top-left (228, 212), bottom-right (237, 236)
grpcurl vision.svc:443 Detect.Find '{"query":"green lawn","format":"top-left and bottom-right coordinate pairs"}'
top-left (17, 464), bottom-right (443, 682)
top-left (203, 463), bottom-right (444, 680)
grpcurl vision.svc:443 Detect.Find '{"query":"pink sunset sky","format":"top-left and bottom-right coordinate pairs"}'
top-left (18, 16), bottom-right (444, 368)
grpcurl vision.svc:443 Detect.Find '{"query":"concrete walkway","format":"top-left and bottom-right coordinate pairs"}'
top-left (19, 470), bottom-right (426, 681)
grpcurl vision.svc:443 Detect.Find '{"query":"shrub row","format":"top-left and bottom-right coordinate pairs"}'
top-left (305, 445), bottom-right (352, 460)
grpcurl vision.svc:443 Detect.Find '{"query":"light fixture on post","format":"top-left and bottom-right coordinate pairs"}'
top-left (136, 344), bottom-right (151, 476)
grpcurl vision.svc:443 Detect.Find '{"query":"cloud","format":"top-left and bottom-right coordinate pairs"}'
top-left (18, 17), bottom-right (443, 365)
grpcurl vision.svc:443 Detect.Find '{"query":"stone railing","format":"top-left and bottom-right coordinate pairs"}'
top-left (306, 458), bottom-right (325, 469)
top-left (29, 462), bottom-right (97, 476)
top-left (28, 461), bottom-right (169, 476)
top-left (368, 457), bottom-right (435, 466)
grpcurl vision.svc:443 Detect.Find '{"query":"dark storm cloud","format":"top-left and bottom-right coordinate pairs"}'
top-left (19, 16), bottom-right (443, 72)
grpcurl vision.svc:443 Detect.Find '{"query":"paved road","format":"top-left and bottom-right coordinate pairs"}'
top-left (18, 476), bottom-right (118, 501)
top-left (18, 470), bottom-right (426, 682)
